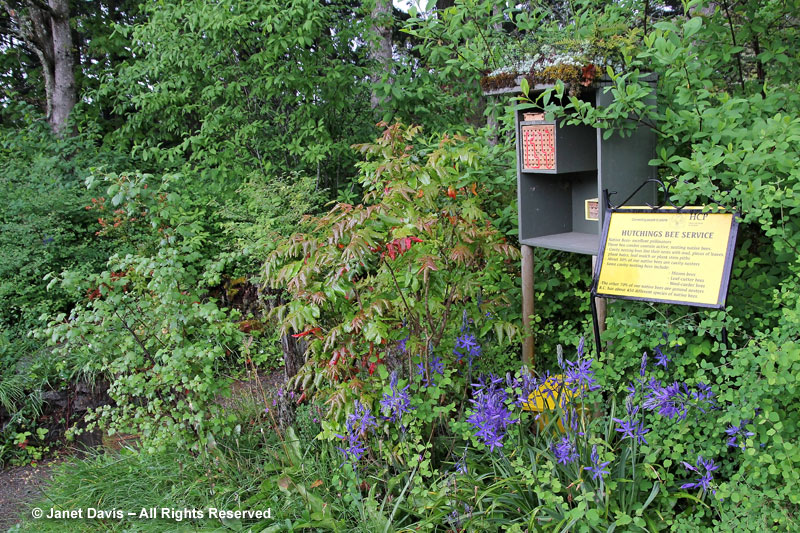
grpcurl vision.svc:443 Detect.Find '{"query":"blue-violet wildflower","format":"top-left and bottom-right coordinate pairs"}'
top-left (584, 444), bottom-right (611, 482)
top-left (467, 374), bottom-right (516, 452)
top-left (335, 400), bottom-right (377, 470)
top-left (654, 344), bottom-right (670, 368)
top-left (680, 455), bottom-right (719, 493)
top-left (613, 417), bottom-right (650, 444)
top-left (454, 333), bottom-right (482, 367)
top-left (380, 371), bottom-right (414, 424)
top-left (551, 435), bottom-right (578, 465)
top-left (564, 356), bottom-right (600, 394)
top-left (725, 419), bottom-right (754, 449)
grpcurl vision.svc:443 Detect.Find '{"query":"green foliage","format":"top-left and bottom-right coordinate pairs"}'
top-left (0, 108), bottom-right (131, 465)
top-left (264, 123), bottom-right (520, 415)
top-left (0, 109), bottom-right (123, 336)
top-left (102, 0), bottom-right (375, 196)
top-left (218, 172), bottom-right (327, 271)
top-left (39, 172), bottom-right (244, 452)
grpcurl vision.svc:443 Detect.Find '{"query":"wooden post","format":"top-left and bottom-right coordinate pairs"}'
top-left (521, 244), bottom-right (535, 367)
top-left (591, 255), bottom-right (607, 337)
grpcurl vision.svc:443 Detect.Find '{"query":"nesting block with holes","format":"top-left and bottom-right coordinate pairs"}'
top-left (519, 120), bottom-right (596, 174)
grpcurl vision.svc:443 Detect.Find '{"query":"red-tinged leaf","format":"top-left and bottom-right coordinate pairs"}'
top-left (351, 312), bottom-right (365, 333)
top-left (449, 244), bottom-right (472, 263)
top-left (310, 292), bottom-right (326, 305)
top-left (292, 327), bottom-right (321, 339)
top-left (310, 480), bottom-right (323, 489)
top-left (417, 255), bottom-right (438, 284)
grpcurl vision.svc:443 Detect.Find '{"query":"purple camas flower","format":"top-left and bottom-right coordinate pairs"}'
top-left (467, 374), bottom-right (516, 452)
top-left (454, 332), bottom-right (482, 367)
top-left (417, 356), bottom-right (444, 387)
top-left (642, 381), bottom-right (688, 419)
top-left (654, 344), bottom-right (670, 368)
top-left (725, 419), bottom-right (755, 449)
top-left (431, 356), bottom-right (444, 376)
top-left (613, 395), bottom-right (649, 443)
top-left (514, 371), bottom-right (545, 407)
top-left (640, 352), bottom-right (648, 377)
top-left (613, 416), bottom-right (650, 444)
top-left (681, 455), bottom-right (719, 493)
top-left (563, 347), bottom-right (600, 394)
top-left (454, 450), bottom-right (468, 474)
top-left (584, 444), bottom-right (611, 482)
top-left (693, 382), bottom-right (715, 404)
top-left (397, 335), bottom-right (409, 354)
top-left (380, 371), bottom-right (414, 424)
top-left (642, 379), bottom-right (714, 420)
top-left (625, 381), bottom-right (636, 401)
top-left (336, 400), bottom-right (377, 470)
top-left (349, 400), bottom-right (377, 435)
top-left (551, 435), bottom-right (578, 465)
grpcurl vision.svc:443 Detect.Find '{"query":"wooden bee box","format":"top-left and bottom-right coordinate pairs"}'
top-left (518, 119), bottom-right (596, 174)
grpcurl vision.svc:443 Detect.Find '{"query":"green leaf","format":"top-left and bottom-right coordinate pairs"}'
top-left (684, 17), bottom-right (703, 38)
top-left (520, 77), bottom-right (530, 97)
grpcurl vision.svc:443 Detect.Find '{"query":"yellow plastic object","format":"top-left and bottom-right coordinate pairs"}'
top-left (521, 374), bottom-right (576, 432)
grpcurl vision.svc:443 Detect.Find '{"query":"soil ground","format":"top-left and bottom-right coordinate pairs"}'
top-left (0, 459), bottom-right (58, 530)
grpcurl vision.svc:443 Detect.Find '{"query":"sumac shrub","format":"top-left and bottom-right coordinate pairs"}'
top-left (264, 123), bottom-right (520, 417)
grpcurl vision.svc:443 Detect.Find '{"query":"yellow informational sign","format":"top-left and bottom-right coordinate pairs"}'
top-left (595, 209), bottom-right (739, 307)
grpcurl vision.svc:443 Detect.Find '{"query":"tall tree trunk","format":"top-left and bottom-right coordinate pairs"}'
top-left (369, 0), bottom-right (393, 111)
top-left (48, 0), bottom-right (75, 134)
top-left (2, 0), bottom-right (76, 135)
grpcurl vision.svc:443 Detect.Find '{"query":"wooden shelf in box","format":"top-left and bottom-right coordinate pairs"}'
top-left (519, 232), bottom-right (599, 256)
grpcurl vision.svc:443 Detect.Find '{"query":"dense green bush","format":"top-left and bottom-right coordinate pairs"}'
top-left (102, 0), bottom-right (376, 196)
top-left (0, 109), bottom-right (131, 464)
top-left (0, 110), bottom-right (125, 342)
top-left (40, 172), bottom-right (244, 452)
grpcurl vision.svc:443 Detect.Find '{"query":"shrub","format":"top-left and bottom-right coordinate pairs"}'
top-left (264, 123), bottom-right (521, 417)
top-left (40, 172), bottom-right (244, 452)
